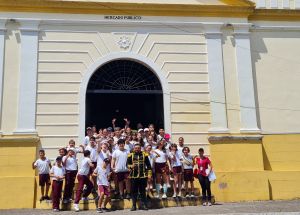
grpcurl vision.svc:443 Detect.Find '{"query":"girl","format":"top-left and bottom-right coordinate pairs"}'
top-left (93, 158), bottom-right (111, 213)
top-left (195, 148), bottom-right (213, 206)
top-left (154, 139), bottom-right (169, 199)
top-left (145, 145), bottom-right (160, 198)
top-left (168, 144), bottom-right (182, 197)
top-left (181, 146), bottom-right (194, 197)
top-left (50, 156), bottom-right (65, 212)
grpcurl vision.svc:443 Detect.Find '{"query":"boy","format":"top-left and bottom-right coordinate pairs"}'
top-left (93, 158), bottom-right (111, 213)
top-left (73, 150), bottom-right (94, 212)
top-left (50, 156), bottom-right (65, 212)
top-left (111, 139), bottom-right (130, 199)
top-left (32, 149), bottom-right (52, 201)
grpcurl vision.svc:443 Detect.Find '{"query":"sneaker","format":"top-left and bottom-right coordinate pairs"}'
top-left (62, 199), bottom-right (69, 204)
top-left (154, 194), bottom-right (160, 199)
top-left (130, 206), bottom-right (137, 211)
top-left (102, 207), bottom-right (111, 212)
top-left (44, 196), bottom-right (51, 200)
top-left (125, 193), bottom-right (131, 199)
top-left (190, 192), bottom-right (195, 198)
top-left (140, 204), bottom-right (148, 210)
top-left (53, 208), bottom-right (60, 212)
top-left (178, 192), bottom-right (182, 197)
top-left (74, 203), bottom-right (80, 212)
top-left (119, 195), bottom-right (124, 200)
top-left (162, 193), bottom-right (167, 199)
top-left (81, 197), bottom-right (89, 202)
top-left (208, 202), bottom-right (212, 206)
top-left (97, 208), bottom-right (103, 213)
top-left (202, 202), bottom-right (207, 206)
top-left (172, 193), bottom-right (177, 198)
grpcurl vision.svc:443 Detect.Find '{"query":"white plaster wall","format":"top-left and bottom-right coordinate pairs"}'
top-left (1, 23), bottom-right (20, 134)
top-left (251, 21), bottom-right (300, 134)
top-left (37, 23), bottom-right (211, 159)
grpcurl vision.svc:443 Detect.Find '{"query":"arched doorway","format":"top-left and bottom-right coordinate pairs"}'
top-left (85, 59), bottom-right (164, 130)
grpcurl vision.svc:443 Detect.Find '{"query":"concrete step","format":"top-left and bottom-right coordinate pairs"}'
top-left (36, 196), bottom-right (216, 210)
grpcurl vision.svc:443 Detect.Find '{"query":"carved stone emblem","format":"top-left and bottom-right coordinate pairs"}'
top-left (117, 36), bottom-right (131, 49)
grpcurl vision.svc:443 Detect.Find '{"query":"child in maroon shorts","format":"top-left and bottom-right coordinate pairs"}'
top-left (32, 149), bottom-right (52, 201)
top-left (50, 156), bottom-right (65, 212)
top-left (181, 147), bottom-right (195, 197)
top-left (93, 158), bottom-right (111, 213)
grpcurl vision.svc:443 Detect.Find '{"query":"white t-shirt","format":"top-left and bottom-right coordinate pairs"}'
top-left (66, 147), bottom-right (81, 157)
top-left (169, 151), bottom-right (182, 167)
top-left (154, 149), bottom-right (167, 163)
top-left (62, 155), bottom-right (78, 171)
top-left (34, 158), bottom-right (51, 174)
top-left (112, 149), bottom-right (129, 172)
top-left (83, 136), bottom-right (90, 147)
top-left (124, 143), bottom-right (133, 152)
top-left (78, 157), bottom-right (92, 176)
top-left (94, 166), bottom-right (110, 186)
top-left (177, 145), bottom-right (184, 157)
top-left (148, 151), bottom-right (156, 168)
top-left (181, 154), bottom-right (193, 170)
top-left (97, 150), bottom-right (111, 167)
top-left (85, 145), bottom-right (98, 162)
top-left (50, 165), bottom-right (65, 181)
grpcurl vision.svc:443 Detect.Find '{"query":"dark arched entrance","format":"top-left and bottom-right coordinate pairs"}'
top-left (86, 59), bottom-right (164, 130)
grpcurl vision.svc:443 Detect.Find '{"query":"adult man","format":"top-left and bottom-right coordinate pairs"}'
top-left (127, 143), bottom-right (152, 211)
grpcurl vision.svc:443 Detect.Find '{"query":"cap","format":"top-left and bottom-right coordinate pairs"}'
top-left (107, 127), bottom-right (113, 132)
top-left (164, 133), bottom-right (171, 139)
top-left (138, 128), bottom-right (144, 133)
top-left (86, 127), bottom-right (92, 131)
top-left (144, 128), bottom-right (149, 132)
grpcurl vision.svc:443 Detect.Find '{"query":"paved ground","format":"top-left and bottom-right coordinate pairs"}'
top-left (1, 200), bottom-right (300, 215)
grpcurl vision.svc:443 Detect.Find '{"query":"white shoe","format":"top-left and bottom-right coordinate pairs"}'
top-left (202, 202), bottom-right (207, 206)
top-left (208, 202), bottom-right (212, 206)
top-left (74, 203), bottom-right (80, 212)
top-left (190, 194), bottom-right (194, 198)
top-left (185, 193), bottom-right (190, 198)
top-left (154, 194), bottom-right (160, 199)
top-left (172, 193), bottom-right (177, 198)
top-left (62, 199), bottom-right (69, 204)
top-left (162, 193), bottom-right (167, 199)
top-left (178, 192), bottom-right (182, 197)
top-left (81, 197), bottom-right (89, 202)
top-left (53, 209), bottom-right (60, 212)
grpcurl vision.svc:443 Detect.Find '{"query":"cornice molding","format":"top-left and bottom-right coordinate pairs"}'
top-left (0, 0), bottom-right (254, 18)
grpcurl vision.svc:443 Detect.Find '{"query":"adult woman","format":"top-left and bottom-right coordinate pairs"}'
top-left (154, 139), bottom-right (169, 199)
top-left (195, 148), bottom-right (213, 206)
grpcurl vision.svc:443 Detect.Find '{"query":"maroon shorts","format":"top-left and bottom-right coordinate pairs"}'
top-left (172, 166), bottom-right (182, 174)
top-left (39, 174), bottom-right (51, 186)
top-left (155, 162), bottom-right (167, 174)
top-left (116, 171), bottom-right (129, 182)
top-left (183, 169), bottom-right (194, 182)
top-left (98, 185), bottom-right (110, 197)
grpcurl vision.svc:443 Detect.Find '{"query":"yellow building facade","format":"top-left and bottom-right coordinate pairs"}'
top-left (0, 0), bottom-right (300, 209)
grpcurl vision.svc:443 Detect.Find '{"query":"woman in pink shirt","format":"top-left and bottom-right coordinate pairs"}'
top-left (195, 148), bottom-right (213, 206)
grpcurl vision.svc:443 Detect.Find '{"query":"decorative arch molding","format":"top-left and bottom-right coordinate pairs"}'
top-left (79, 52), bottom-right (171, 142)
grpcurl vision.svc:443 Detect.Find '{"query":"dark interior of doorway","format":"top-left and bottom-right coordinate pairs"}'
top-left (86, 92), bottom-right (164, 131)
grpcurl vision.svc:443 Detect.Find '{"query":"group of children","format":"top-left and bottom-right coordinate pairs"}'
top-left (33, 121), bottom-right (213, 212)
